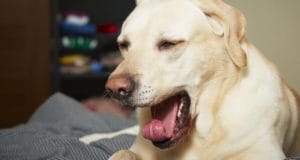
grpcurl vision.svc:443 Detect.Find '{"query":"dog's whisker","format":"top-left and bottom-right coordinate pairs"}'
top-left (102, 91), bottom-right (109, 98)
top-left (102, 90), bottom-right (114, 99)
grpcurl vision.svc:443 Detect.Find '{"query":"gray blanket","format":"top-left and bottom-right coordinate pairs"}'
top-left (0, 93), bottom-right (136, 160)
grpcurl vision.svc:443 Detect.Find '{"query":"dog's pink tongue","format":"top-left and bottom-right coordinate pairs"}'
top-left (142, 119), bottom-right (168, 141)
top-left (142, 96), bottom-right (179, 142)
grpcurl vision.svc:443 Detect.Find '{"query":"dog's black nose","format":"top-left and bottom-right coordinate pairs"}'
top-left (105, 74), bottom-right (135, 98)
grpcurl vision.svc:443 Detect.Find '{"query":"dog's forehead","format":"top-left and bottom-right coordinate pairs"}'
top-left (119, 0), bottom-right (208, 41)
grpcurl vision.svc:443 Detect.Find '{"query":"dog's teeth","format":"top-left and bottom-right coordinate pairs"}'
top-left (179, 102), bottom-right (184, 110)
top-left (177, 110), bottom-right (182, 118)
top-left (177, 103), bottom-right (184, 117)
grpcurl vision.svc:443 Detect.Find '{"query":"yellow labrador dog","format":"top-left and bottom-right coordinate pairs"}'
top-left (105, 0), bottom-right (300, 159)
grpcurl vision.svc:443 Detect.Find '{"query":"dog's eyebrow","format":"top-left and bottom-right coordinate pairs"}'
top-left (159, 30), bottom-right (188, 40)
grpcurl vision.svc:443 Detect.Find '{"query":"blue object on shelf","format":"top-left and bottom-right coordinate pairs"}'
top-left (60, 21), bottom-right (97, 37)
top-left (90, 61), bottom-right (103, 73)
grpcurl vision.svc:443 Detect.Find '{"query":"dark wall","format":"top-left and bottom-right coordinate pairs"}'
top-left (0, 0), bottom-right (51, 127)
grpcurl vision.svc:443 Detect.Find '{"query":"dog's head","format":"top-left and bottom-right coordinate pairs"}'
top-left (106, 0), bottom-right (247, 149)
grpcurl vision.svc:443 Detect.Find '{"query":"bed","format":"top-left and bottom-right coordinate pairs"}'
top-left (0, 93), bottom-right (136, 160)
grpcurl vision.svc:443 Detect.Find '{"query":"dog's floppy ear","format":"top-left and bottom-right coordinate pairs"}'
top-left (196, 0), bottom-right (247, 68)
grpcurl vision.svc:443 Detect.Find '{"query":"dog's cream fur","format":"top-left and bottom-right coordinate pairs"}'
top-left (108, 0), bottom-right (300, 159)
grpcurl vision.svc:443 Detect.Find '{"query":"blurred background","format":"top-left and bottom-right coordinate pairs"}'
top-left (0, 0), bottom-right (298, 128)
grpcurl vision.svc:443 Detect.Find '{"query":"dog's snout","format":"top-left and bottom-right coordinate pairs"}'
top-left (105, 74), bottom-right (135, 98)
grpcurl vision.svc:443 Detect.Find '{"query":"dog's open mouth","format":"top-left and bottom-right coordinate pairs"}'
top-left (142, 91), bottom-right (191, 149)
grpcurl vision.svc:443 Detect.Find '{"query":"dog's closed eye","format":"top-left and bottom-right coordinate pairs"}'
top-left (157, 40), bottom-right (185, 51)
top-left (118, 40), bottom-right (130, 51)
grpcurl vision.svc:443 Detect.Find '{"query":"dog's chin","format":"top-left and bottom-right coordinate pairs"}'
top-left (141, 91), bottom-right (191, 149)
